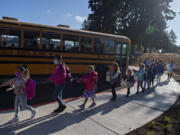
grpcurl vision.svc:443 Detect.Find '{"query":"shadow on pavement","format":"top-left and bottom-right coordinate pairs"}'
top-left (0, 80), bottom-right (174, 135)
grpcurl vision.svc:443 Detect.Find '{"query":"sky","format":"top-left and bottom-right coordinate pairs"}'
top-left (0, 0), bottom-right (91, 29)
top-left (168, 0), bottom-right (180, 46)
top-left (0, 0), bottom-right (179, 46)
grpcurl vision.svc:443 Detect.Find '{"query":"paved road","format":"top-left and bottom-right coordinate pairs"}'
top-left (0, 73), bottom-right (180, 135)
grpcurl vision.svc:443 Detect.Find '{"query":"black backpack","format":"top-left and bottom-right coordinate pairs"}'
top-left (116, 73), bottom-right (122, 87)
top-left (66, 68), bottom-right (72, 85)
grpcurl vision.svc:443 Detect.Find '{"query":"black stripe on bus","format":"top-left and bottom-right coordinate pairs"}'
top-left (0, 61), bottom-right (113, 65)
top-left (0, 21), bottom-right (18, 26)
top-left (0, 55), bottom-right (114, 61)
top-left (0, 47), bottom-right (118, 56)
top-left (20, 24), bottom-right (127, 40)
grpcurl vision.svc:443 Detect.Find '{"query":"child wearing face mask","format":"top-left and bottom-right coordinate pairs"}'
top-left (0, 65), bottom-right (36, 123)
top-left (47, 55), bottom-right (67, 113)
top-left (78, 65), bottom-right (98, 109)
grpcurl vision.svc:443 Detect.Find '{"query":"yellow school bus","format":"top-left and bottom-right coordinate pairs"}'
top-left (0, 17), bottom-right (130, 80)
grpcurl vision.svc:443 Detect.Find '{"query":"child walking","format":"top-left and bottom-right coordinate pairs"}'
top-left (150, 63), bottom-right (156, 87)
top-left (125, 69), bottom-right (134, 97)
top-left (144, 65), bottom-right (153, 90)
top-left (166, 60), bottom-right (175, 81)
top-left (47, 55), bottom-right (67, 113)
top-left (135, 64), bottom-right (145, 94)
top-left (156, 61), bottom-right (164, 84)
top-left (110, 63), bottom-right (121, 101)
top-left (0, 65), bottom-right (36, 123)
top-left (78, 65), bottom-right (98, 109)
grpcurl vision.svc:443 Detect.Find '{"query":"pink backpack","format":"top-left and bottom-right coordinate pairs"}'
top-left (25, 79), bottom-right (36, 100)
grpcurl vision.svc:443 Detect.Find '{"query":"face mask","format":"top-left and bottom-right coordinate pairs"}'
top-left (53, 60), bottom-right (59, 65)
top-left (88, 70), bottom-right (91, 74)
top-left (15, 72), bottom-right (20, 77)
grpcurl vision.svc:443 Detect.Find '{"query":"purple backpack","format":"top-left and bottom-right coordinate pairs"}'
top-left (25, 79), bottom-right (36, 100)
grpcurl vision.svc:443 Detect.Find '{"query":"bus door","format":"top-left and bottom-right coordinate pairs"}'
top-left (115, 43), bottom-right (122, 69)
top-left (116, 43), bottom-right (127, 76)
top-left (121, 44), bottom-right (127, 76)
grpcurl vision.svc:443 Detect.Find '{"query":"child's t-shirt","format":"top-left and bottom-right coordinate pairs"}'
top-left (14, 77), bottom-right (27, 95)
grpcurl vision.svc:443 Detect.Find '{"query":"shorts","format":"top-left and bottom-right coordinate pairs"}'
top-left (157, 73), bottom-right (162, 78)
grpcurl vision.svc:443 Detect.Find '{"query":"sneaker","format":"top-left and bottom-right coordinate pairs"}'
top-left (89, 103), bottom-right (96, 108)
top-left (54, 105), bottom-right (66, 113)
top-left (31, 109), bottom-right (37, 119)
top-left (61, 105), bottom-right (66, 112)
top-left (142, 89), bottom-right (145, 93)
top-left (8, 117), bottom-right (19, 124)
top-left (127, 92), bottom-right (130, 97)
top-left (54, 107), bottom-right (61, 113)
top-left (110, 97), bottom-right (116, 101)
top-left (79, 104), bottom-right (85, 109)
top-left (135, 91), bottom-right (139, 94)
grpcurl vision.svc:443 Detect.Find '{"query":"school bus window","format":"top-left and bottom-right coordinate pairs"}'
top-left (122, 44), bottom-right (127, 55)
top-left (116, 42), bottom-right (121, 55)
top-left (81, 37), bottom-right (92, 53)
top-left (94, 38), bottom-right (104, 54)
top-left (105, 40), bottom-right (115, 54)
top-left (42, 32), bottom-right (61, 50)
top-left (63, 35), bottom-right (79, 52)
top-left (0, 35), bottom-right (2, 47)
top-left (0, 28), bottom-right (20, 48)
top-left (24, 30), bottom-right (40, 49)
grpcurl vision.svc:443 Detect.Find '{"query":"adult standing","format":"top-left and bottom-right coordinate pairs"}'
top-left (47, 55), bottom-right (67, 113)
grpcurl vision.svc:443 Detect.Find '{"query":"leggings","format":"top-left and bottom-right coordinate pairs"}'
top-left (111, 82), bottom-right (117, 99)
top-left (168, 73), bottom-right (173, 80)
top-left (144, 80), bottom-right (150, 89)
top-left (15, 95), bottom-right (35, 118)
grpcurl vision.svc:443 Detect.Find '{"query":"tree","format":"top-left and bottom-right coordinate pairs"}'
top-left (82, 0), bottom-right (120, 34)
top-left (82, 0), bottom-right (176, 52)
top-left (169, 30), bottom-right (177, 43)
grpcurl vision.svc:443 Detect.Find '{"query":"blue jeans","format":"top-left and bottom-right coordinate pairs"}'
top-left (137, 81), bottom-right (144, 92)
top-left (52, 83), bottom-right (66, 107)
top-left (144, 80), bottom-right (150, 89)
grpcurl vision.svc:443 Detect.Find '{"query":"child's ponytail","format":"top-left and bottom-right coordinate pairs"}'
top-left (21, 64), bottom-right (30, 80)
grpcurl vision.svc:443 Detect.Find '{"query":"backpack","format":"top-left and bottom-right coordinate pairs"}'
top-left (66, 68), bottom-right (72, 86)
top-left (25, 79), bottom-right (36, 100)
top-left (130, 76), bottom-right (135, 86)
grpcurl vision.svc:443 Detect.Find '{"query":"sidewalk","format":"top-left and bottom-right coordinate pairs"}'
top-left (0, 74), bottom-right (180, 135)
